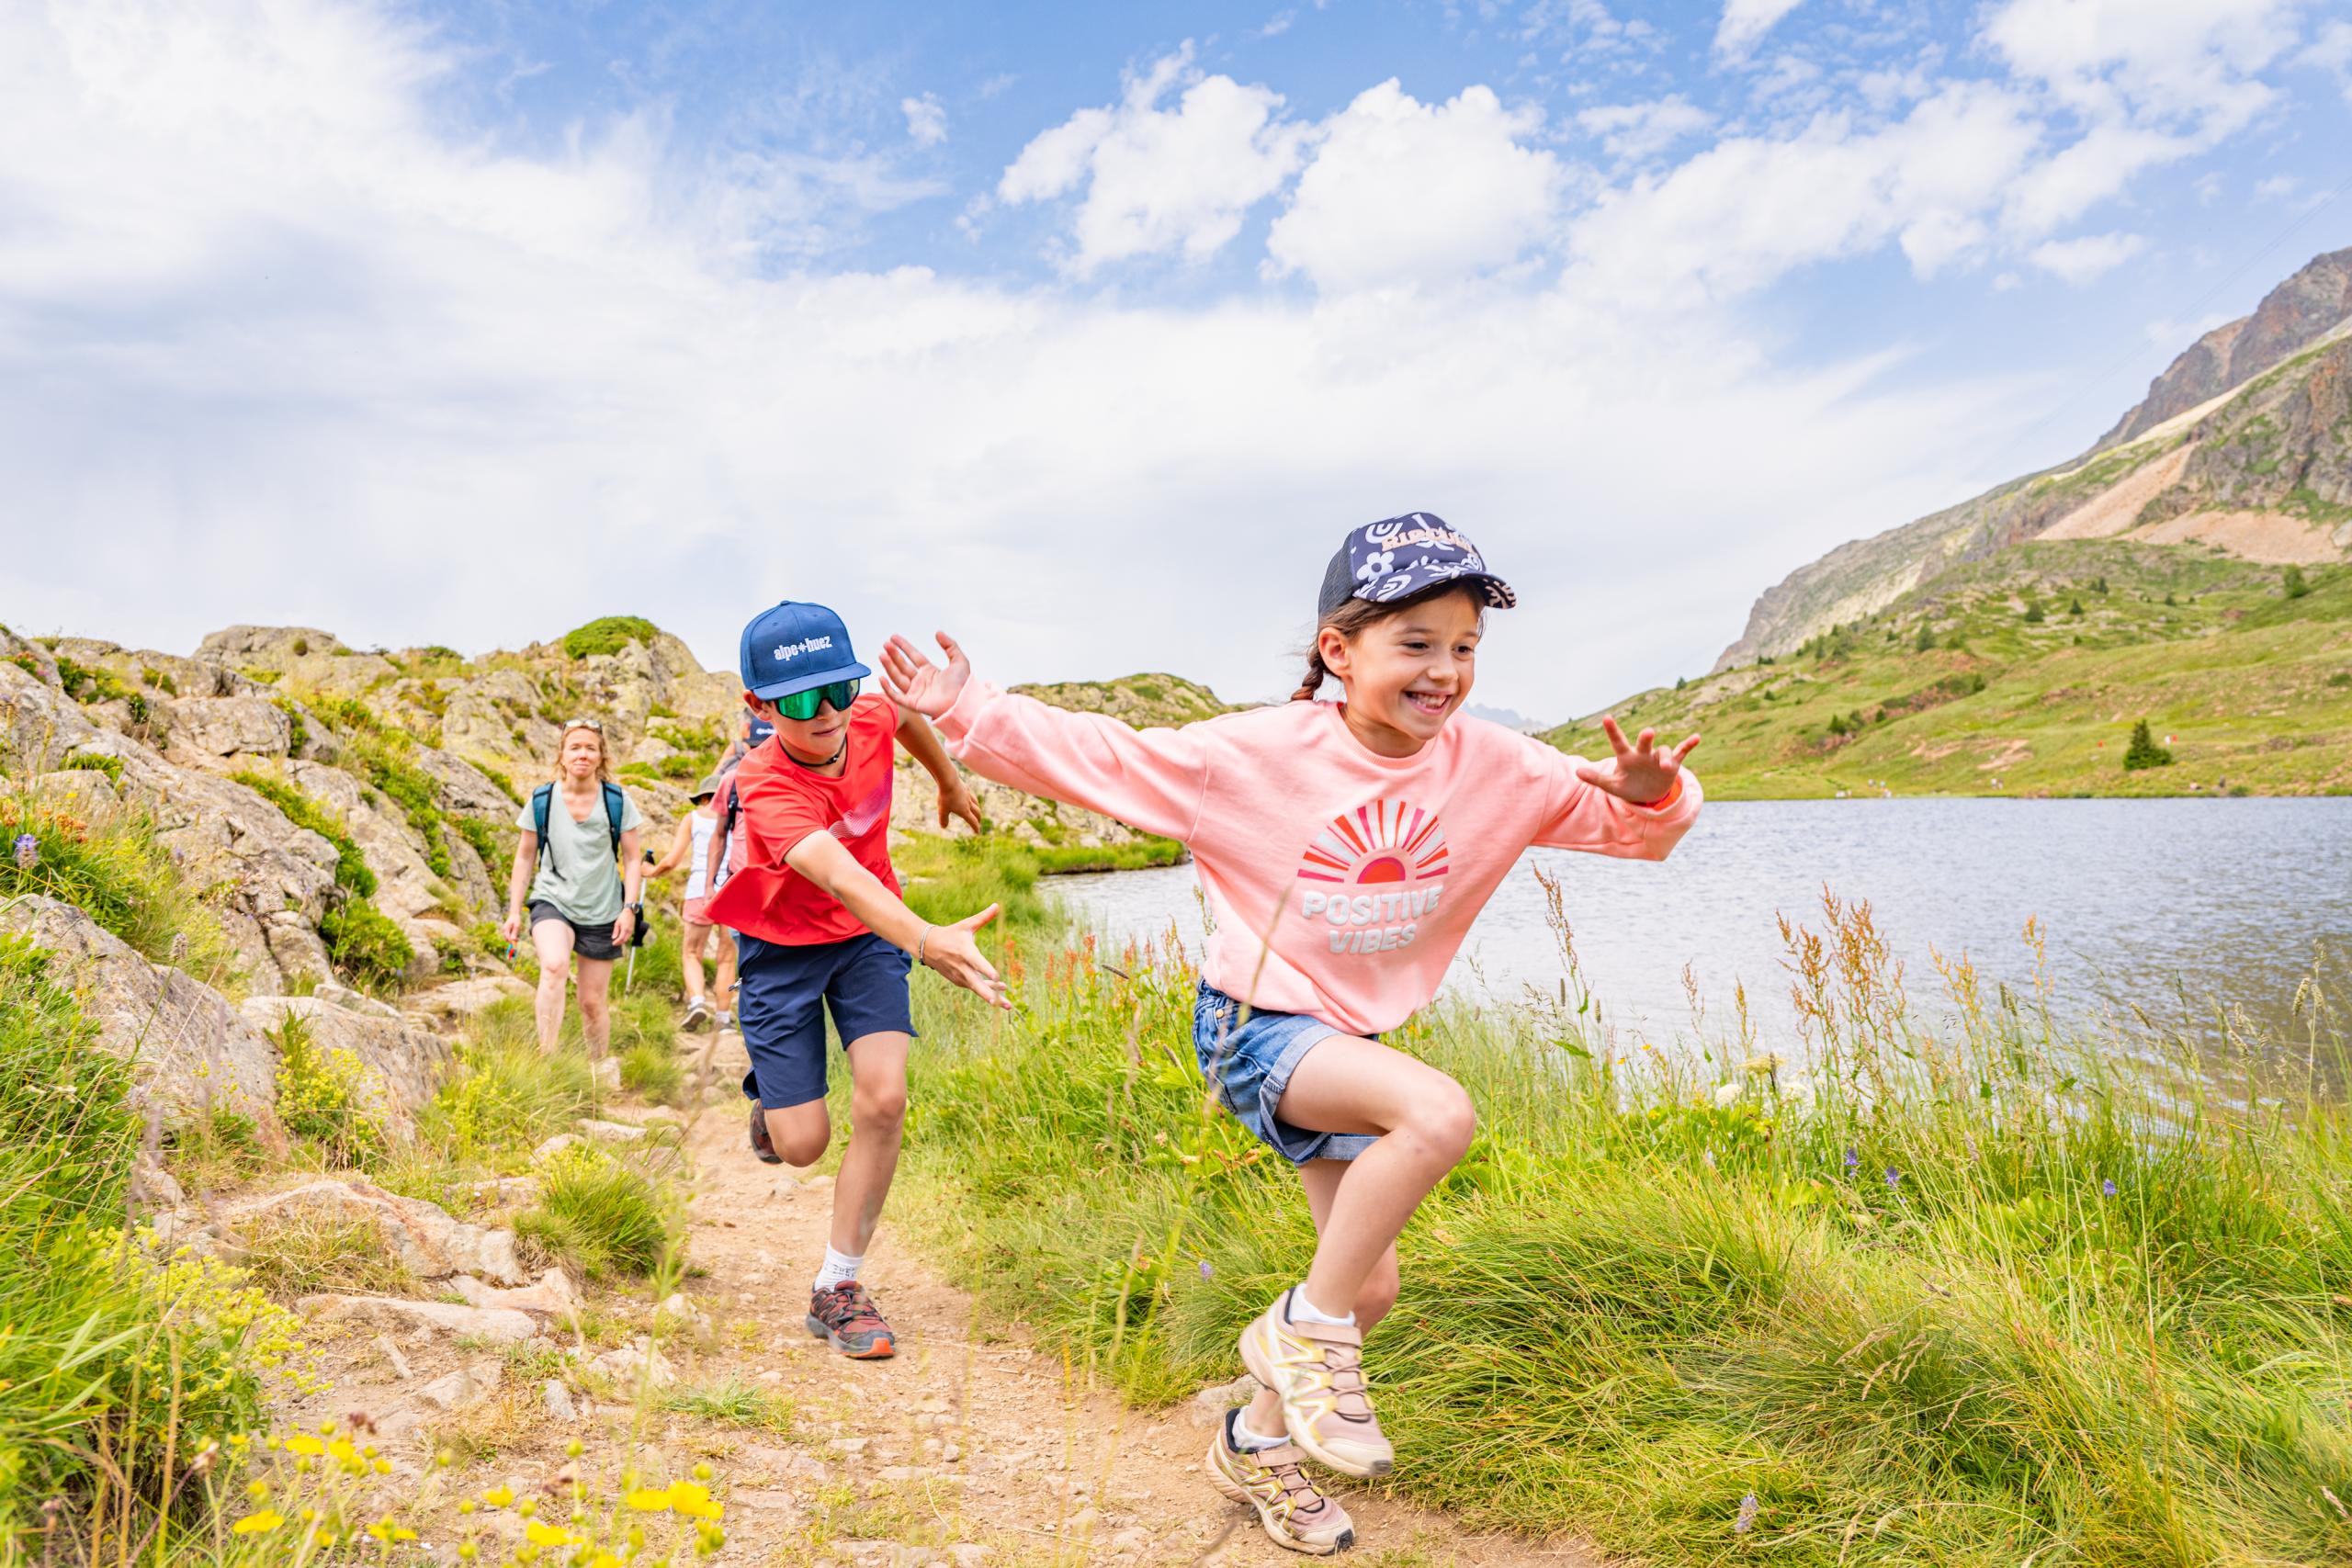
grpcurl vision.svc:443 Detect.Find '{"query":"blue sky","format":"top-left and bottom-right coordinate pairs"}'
top-left (5, 0), bottom-right (2350, 720)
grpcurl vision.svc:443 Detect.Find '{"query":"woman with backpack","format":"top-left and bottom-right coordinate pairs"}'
top-left (501, 718), bottom-right (645, 1055)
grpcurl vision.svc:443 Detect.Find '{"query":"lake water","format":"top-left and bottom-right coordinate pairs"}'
top-left (1046, 800), bottom-right (2352, 1059)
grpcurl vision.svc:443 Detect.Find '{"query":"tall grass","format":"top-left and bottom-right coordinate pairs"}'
top-left (897, 881), bottom-right (2352, 1565)
top-left (0, 788), bottom-right (239, 984)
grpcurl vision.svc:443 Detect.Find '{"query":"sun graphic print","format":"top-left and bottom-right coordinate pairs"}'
top-left (1298, 799), bottom-right (1448, 886)
top-left (1295, 800), bottom-right (1451, 956)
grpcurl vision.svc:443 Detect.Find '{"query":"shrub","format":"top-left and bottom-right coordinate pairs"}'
top-left (450, 812), bottom-right (503, 873)
top-left (270, 1010), bottom-right (388, 1168)
top-left (272, 696), bottom-right (310, 753)
top-left (2122, 718), bottom-right (2174, 772)
top-left (139, 665), bottom-right (176, 694)
top-left (318, 896), bottom-right (413, 991)
top-left (2283, 564), bottom-right (2311, 599)
top-left (561, 616), bottom-right (662, 660)
top-left (2068, 597), bottom-right (2085, 616)
top-left (2023, 601), bottom-right (2046, 623)
top-left (514, 1145), bottom-right (673, 1279)
top-left (232, 771), bottom-right (376, 897)
top-left (59, 750), bottom-right (124, 784)
top-left (52, 654), bottom-right (131, 705)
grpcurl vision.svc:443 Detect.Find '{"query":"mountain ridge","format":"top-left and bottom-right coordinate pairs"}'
top-left (1714, 247), bottom-right (2352, 671)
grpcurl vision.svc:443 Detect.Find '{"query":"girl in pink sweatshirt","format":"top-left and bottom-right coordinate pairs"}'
top-left (879, 514), bottom-right (1700, 1555)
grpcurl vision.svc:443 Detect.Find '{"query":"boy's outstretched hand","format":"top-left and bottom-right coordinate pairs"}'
top-left (879, 632), bottom-right (971, 719)
top-left (922, 902), bottom-right (1012, 1010)
top-left (1575, 716), bottom-right (1701, 806)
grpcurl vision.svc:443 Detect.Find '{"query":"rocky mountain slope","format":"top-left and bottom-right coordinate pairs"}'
top-left (1, 615), bottom-right (1210, 998)
top-left (1716, 247), bottom-right (2352, 670)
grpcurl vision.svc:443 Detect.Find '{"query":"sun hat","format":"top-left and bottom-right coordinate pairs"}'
top-left (1317, 513), bottom-right (1516, 619)
top-left (690, 774), bottom-right (721, 803)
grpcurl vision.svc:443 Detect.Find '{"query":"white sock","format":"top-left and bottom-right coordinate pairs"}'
top-left (1231, 1409), bottom-right (1285, 1452)
top-left (813, 1247), bottom-right (863, 1292)
top-left (1285, 1285), bottom-right (1356, 1327)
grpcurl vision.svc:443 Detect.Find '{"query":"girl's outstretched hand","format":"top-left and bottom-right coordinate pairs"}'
top-left (922, 903), bottom-right (1012, 1010)
top-left (1575, 716), bottom-right (1700, 806)
top-left (879, 631), bottom-right (972, 719)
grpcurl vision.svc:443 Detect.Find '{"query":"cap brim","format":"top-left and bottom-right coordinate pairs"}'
top-left (747, 660), bottom-right (872, 700)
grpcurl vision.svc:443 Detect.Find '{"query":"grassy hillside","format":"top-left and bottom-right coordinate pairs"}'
top-left (1008, 671), bottom-right (1236, 728)
top-left (1550, 541), bottom-right (2352, 798)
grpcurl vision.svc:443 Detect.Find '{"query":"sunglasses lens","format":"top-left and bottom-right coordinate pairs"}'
top-left (777, 679), bottom-right (859, 722)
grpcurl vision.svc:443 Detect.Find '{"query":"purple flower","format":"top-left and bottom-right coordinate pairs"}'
top-left (1198, 1259), bottom-right (1213, 1280)
top-left (1884, 1168), bottom-right (1902, 1191)
top-left (1735, 1492), bottom-right (1758, 1534)
top-left (1843, 1148), bottom-right (1859, 1173)
top-left (2101, 1179), bottom-right (2118, 1198)
top-left (11, 833), bottom-right (35, 872)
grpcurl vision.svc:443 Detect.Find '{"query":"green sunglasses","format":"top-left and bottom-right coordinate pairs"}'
top-left (775, 678), bottom-right (862, 722)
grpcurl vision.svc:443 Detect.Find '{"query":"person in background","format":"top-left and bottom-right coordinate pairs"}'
top-left (647, 773), bottom-right (737, 1032)
top-left (502, 718), bottom-right (644, 1057)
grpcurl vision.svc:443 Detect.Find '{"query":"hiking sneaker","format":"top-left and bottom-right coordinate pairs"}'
top-left (1208, 1409), bottom-right (1356, 1554)
top-left (807, 1280), bottom-right (897, 1359)
top-left (748, 1104), bottom-right (782, 1166)
top-left (683, 998), bottom-right (714, 1032)
top-left (1238, 1291), bottom-right (1393, 1478)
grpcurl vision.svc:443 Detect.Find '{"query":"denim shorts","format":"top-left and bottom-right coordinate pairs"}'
top-left (1193, 982), bottom-right (1376, 1167)
top-left (736, 931), bottom-right (915, 1111)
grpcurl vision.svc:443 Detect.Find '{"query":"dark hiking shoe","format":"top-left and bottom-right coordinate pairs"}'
top-left (748, 1104), bottom-right (783, 1166)
top-left (807, 1280), bottom-right (897, 1359)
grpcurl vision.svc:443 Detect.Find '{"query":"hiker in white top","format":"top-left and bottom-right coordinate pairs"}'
top-left (647, 772), bottom-right (737, 1032)
top-left (501, 719), bottom-right (644, 1056)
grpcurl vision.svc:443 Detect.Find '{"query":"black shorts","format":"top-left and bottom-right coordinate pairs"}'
top-left (530, 900), bottom-right (623, 962)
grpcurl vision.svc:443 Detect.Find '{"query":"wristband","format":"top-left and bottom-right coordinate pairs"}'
top-left (916, 925), bottom-right (933, 968)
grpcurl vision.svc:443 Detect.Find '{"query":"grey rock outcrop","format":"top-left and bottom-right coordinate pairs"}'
top-left (0, 896), bottom-right (282, 1129)
top-left (238, 998), bottom-right (453, 1136)
top-left (210, 1178), bottom-right (526, 1285)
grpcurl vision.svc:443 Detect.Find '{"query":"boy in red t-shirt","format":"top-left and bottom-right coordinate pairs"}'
top-left (702, 600), bottom-right (1007, 1358)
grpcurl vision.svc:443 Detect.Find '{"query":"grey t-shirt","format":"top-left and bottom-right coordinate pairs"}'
top-left (516, 785), bottom-right (644, 924)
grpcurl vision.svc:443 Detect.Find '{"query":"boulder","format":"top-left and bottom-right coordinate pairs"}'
top-left (30, 769), bottom-right (121, 809)
top-left (0, 896), bottom-right (282, 1128)
top-left (412, 975), bottom-right (533, 1023)
top-left (413, 1359), bottom-right (503, 1413)
top-left (238, 998), bottom-right (452, 1134)
top-left (576, 1119), bottom-right (648, 1144)
top-left (218, 1179), bottom-right (526, 1285)
top-left (296, 1294), bottom-right (536, 1345)
top-left (312, 980), bottom-right (401, 1019)
top-left (586, 1340), bottom-right (675, 1392)
top-left (159, 695), bottom-right (290, 766)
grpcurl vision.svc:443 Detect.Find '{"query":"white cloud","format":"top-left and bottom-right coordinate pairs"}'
top-left (0, 0), bottom-right (2044, 722)
top-left (1982, 0), bottom-right (2300, 130)
top-left (1265, 84), bottom-right (1566, 292)
top-left (1566, 83), bottom-right (2046, 305)
top-left (1714, 0), bottom-right (1807, 60)
top-left (1577, 95), bottom-right (1713, 161)
top-left (997, 45), bottom-right (1307, 275)
top-left (2028, 231), bottom-right (2146, 282)
top-left (901, 94), bottom-right (947, 146)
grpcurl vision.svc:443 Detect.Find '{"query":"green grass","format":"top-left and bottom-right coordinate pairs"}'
top-left (1557, 543), bottom-right (2352, 797)
top-left (316, 894), bottom-right (413, 993)
top-left (514, 1145), bottom-right (677, 1280)
top-left (661, 1377), bottom-right (797, 1435)
top-left (0, 938), bottom-right (300, 1536)
top-left (620, 1042), bottom-right (686, 1106)
top-left (230, 770), bottom-right (376, 897)
top-left (0, 787), bottom-right (242, 983)
top-left (893, 863), bottom-right (2352, 1566)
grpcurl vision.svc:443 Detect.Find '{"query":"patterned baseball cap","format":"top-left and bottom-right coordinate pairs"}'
top-left (1317, 513), bottom-right (1516, 619)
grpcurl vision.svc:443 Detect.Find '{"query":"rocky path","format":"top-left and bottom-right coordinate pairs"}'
top-left (282, 1021), bottom-right (1602, 1567)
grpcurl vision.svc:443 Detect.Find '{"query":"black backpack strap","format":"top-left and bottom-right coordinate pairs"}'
top-left (530, 784), bottom-right (554, 871)
top-left (601, 782), bottom-right (626, 861)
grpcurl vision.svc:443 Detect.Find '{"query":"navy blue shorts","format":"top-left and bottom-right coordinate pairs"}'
top-left (736, 930), bottom-right (916, 1110)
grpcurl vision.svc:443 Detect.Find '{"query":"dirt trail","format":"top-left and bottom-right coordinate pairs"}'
top-left (287, 1019), bottom-right (1602, 1565)
top-left (660, 1023), bottom-right (1602, 1567)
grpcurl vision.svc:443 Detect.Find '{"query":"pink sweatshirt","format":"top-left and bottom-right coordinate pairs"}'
top-left (935, 683), bottom-right (1702, 1037)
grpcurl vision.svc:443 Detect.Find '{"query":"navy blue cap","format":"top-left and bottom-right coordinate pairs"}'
top-left (738, 602), bottom-right (871, 701)
top-left (1318, 513), bottom-right (1515, 619)
top-left (747, 716), bottom-right (775, 744)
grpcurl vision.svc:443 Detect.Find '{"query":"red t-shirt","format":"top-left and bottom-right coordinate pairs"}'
top-left (703, 695), bottom-right (900, 946)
